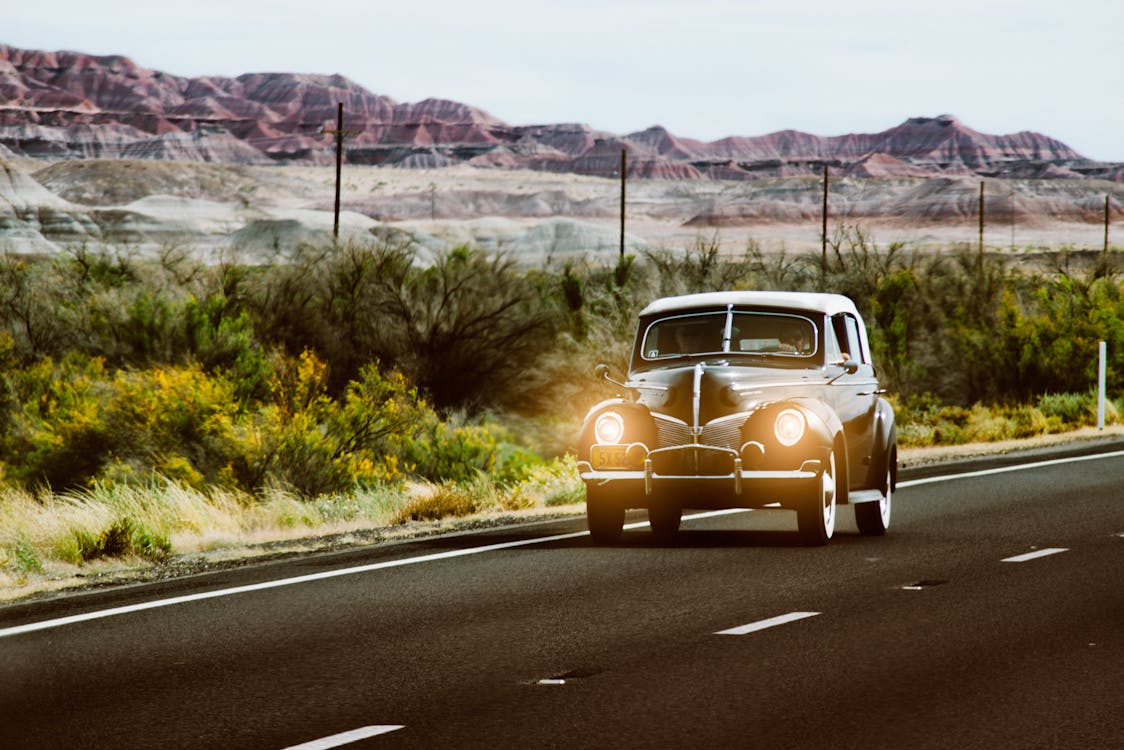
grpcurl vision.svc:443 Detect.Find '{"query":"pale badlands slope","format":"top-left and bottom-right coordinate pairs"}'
top-left (3, 157), bottom-right (1122, 261)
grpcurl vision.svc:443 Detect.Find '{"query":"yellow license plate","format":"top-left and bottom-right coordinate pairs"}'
top-left (591, 445), bottom-right (630, 469)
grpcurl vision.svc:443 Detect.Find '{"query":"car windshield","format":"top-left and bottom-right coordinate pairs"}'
top-left (641, 311), bottom-right (818, 361)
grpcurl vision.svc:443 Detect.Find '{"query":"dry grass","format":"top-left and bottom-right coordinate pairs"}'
top-left (0, 457), bottom-right (585, 602)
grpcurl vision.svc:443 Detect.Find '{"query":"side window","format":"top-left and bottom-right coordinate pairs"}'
top-left (832, 314), bottom-right (867, 364)
top-left (824, 319), bottom-right (843, 362)
top-left (830, 316), bottom-right (850, 362)
top-left (843, 315), bottom-right (867, 364)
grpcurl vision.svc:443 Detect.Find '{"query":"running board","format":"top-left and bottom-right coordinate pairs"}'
top-left (848, 489), bottom-right (885, 504)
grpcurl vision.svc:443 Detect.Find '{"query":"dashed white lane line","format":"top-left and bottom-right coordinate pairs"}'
top-left (1002, 547), bottom-right (1069, 563)
top-left (898, 449), bottom-right (1124, 489)
top-left (716, 611), bottom-right (820, 636)
top-left (283, 725), bottom-right (404, 749)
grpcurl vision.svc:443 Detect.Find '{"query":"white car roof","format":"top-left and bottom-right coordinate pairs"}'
top-left (639, 291), bottom-right (860, 318)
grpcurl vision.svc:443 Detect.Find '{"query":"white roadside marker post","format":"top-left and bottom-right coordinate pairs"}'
top-left (1098, 341), bottom-right (1107, 431)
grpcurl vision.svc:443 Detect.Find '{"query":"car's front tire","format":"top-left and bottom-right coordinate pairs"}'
top-left (648, 503), bottom-right (682, 540)
top-left (797, 449), bottom-right (837, 546)
top-left (586, 484), bottom-right (625, 544)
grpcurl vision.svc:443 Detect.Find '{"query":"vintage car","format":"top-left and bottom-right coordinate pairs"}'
top-left (577, 291), bottom-right (896, 545)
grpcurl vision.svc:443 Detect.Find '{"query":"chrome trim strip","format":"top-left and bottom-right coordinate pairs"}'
top-left (722, 304), bottom-right (734, 351)
top-left (646, 444), bottom-right (740, 461)
top-left (627, 382), bottom-right (671, 392)
top-left (728, 381), bottom-right (816, 391)
top-left (652, 413), bottom-right (690, 427)
top-left (692, 362), bottom-right (704, 437)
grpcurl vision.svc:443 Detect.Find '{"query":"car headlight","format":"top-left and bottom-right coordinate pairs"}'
top-left (774, 408), bottom-right (806, 447)
top-left (594, 411), bottom-right (625, 444)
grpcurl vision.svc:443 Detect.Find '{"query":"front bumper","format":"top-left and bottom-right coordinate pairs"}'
top-left (578, 445), bottom-right (823, 507)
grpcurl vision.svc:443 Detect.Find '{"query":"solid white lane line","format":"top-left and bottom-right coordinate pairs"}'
top-left (898, 449), bottom-right (1124, 489)
top-left (1002, 547), bottom-right (1068, 563)
top-left (0, 509), bottom-right (751, 639)
top-left (716, 611), bottom-right (820, 636)
top-left (0, 530), bottom-right (586, 638)
top-left (283, 725), bottom-right (404, 749)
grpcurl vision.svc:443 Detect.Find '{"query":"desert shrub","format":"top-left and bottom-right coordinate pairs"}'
top-left (1037, 392), bottom-right (1097, 428)
top-left (391, 482), bottom-right (481, 523)
top-left (5, 536), bottom-right (43, 575)
top-left (239, 240), bottom-right (557, 413)
top-left (519, 454), bottom-right (585, 507)
top-left (0, 351), bottom-right (283, 491)
top-left (644, 234), bottom-right (767, 296)
top-left (0, 352), bottom-right (115, 488)
top-left (183, 293), bottom-right (272, 403)
top-left (226, 351), bottom-right (393, 496)
top-left (402, 421), bottom-right (498, 484)
top-left (365, 244), bottom-right (556, 412)
top-left (222, 351), bottom-right (529, 496)
top-left (74, 517), bottom-right (171, 562)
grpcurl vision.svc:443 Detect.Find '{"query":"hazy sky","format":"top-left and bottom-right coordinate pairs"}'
top-left (6, 0), bottom-right (1123, 161)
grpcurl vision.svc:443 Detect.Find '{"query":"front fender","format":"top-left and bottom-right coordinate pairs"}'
top-left (787, 397), bottom-right (845, 442)
top-left (742, 399), bottom-right (838, 471)
top-left (578, 400), bottom-right (657, 458)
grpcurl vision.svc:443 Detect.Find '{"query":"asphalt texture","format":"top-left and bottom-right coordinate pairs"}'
top-left (2, 438), bottom-right (1123, 749)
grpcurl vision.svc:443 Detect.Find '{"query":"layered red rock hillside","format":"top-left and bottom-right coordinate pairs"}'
top-left (2, 43), bottom-right (1121, 182)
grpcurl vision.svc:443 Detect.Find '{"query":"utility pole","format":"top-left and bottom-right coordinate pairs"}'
top-left (978, 181), bottom-right (985, 271)
top-left (620, 148), bottom-right (627, 261)
top-left (321, 102), bottom-right (360, 239)
top-left (1009, 183), bottom-right (1016, 251)
top-left (821, 164), bottom-right (829, 274)
top-left (1106, 194), bottom-right (1111, 255)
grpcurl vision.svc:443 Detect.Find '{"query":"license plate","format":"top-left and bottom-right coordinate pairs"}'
top-left (591, 445), bottom-right (630, 469)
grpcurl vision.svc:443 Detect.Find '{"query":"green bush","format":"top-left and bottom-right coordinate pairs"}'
top-left (1037, 392), bottom-right (1097, 427)
top-left (391, 482), bottom-right (480, 523)
top-left (1, 235), bottom-right (1121, 502)
top-left (74, 517), bottom-right (171, 562)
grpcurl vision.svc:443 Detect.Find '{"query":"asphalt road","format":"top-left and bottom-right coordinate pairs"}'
top-left (2, 441), bottom-right (1123, 749)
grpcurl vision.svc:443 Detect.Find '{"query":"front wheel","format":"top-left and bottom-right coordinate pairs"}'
top-left (648, 504), bottom-right (682, 540)
top-left (797, 449), bottom-right (837, 546)
top-left (586, 485), bottom-right (625, 544)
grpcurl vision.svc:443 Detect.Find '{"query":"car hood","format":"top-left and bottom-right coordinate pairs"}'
top-left (629, 362), bottom-right (827, 425)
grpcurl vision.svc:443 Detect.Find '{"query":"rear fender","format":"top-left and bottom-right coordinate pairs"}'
top-left (864, 397), bottom-right (897, 491)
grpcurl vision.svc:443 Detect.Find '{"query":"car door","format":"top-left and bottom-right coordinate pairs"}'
top-left (828, 313), bottom-right (879, 487)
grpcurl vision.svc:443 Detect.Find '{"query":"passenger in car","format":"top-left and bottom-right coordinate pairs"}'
top-left (778, 325), bottom-right (807, 353)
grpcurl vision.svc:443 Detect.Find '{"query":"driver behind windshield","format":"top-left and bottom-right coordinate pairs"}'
top-left (674, 322), bottom-right (719, 354)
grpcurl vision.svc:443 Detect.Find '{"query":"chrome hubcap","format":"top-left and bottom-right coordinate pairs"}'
top-left (821, 452), bottom-right (837, 537)
top-left (879, 468), bottom-right (892, 527)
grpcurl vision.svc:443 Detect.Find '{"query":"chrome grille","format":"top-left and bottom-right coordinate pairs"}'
top-left (652, 413), bottom-right (747, 449)
top-left (701, 415), bottom-right (746, 450)
top-left (653, 415), bottom-right (691, 448)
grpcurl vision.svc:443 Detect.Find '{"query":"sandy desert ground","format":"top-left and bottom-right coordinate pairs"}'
top-left (3, 157), bottom-right (1122, 263)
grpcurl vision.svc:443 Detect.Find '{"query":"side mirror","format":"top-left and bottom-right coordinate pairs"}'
top-left (594, 363), bottom-right (628, 389)
top-left (842, 359), bottom-right (860, 374)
